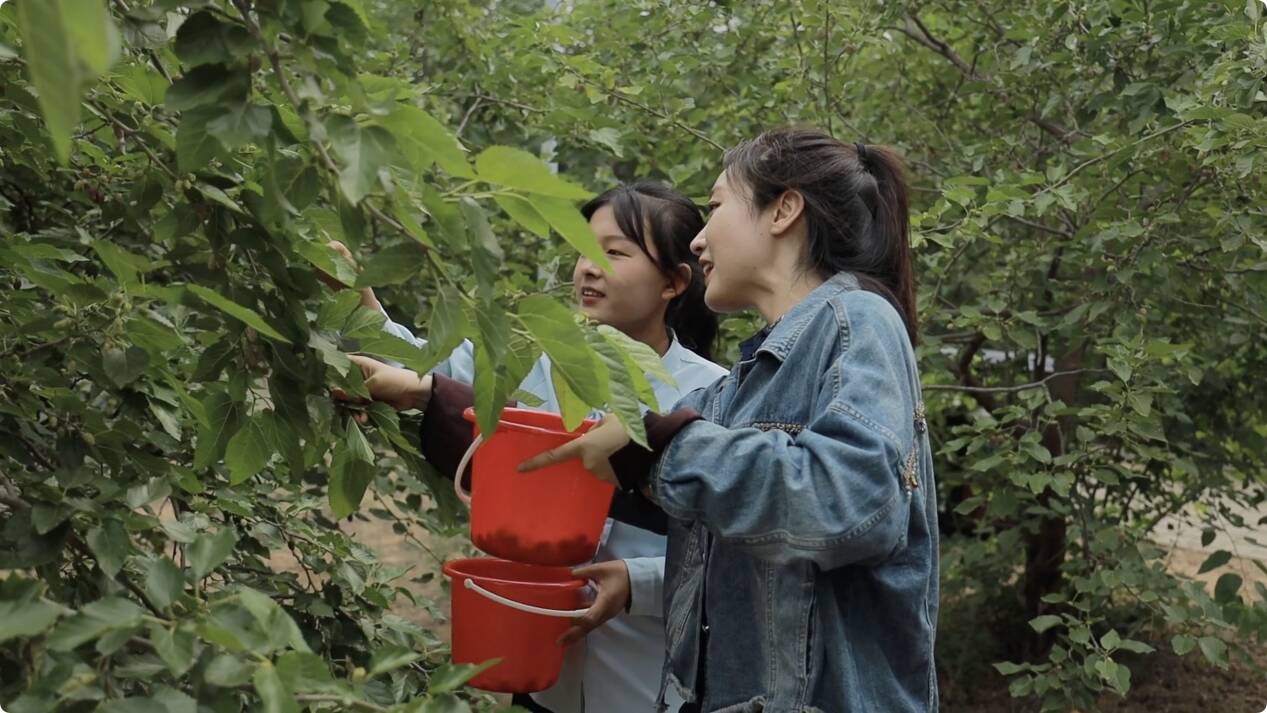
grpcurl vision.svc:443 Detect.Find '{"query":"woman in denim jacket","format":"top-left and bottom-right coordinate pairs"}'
top-left (523, 129), bottom-right (940, 713)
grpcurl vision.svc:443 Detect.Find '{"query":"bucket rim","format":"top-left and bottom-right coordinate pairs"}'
top-left (462, 406), bottom-right (598, 439)
top-left (442, 557), bottom-right (587, 590)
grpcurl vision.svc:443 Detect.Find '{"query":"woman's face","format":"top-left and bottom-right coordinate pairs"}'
top-left (573, 205), bottom-right (678, 335)
top-left (691, 170), bottom-right (773, 313)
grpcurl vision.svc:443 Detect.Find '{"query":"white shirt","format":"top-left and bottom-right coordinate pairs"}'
top-left (380, 314), bottom-right (726, 713)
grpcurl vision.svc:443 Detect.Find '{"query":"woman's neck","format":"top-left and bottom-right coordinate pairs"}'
top-left (753, 270), bottom-right (825, 326)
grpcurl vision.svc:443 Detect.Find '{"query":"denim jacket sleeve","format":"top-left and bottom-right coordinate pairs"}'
top-left (649, 305), bottom-right (917, 571)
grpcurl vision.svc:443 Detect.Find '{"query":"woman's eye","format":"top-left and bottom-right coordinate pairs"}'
top-left (606, 249), bottom-right (627, 257)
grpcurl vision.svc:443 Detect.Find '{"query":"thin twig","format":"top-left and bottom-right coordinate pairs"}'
top-left (925, 368), bottom-right (1108, 394)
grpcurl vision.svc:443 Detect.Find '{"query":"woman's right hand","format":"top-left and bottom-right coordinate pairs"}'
top-left (336, 355), bottom-right (433, 413)
top-left (315, 241), bottom-right (381, 311)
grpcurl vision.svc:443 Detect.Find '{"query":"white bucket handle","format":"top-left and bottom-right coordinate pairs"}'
top-left (453, 434), bottom-right (484, 508)
top-left (462, 578), bottom-right (590, 619)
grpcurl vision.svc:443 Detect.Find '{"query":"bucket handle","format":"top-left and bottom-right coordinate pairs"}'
top-left (462, 578), bottom-right (590, 619)
top-left (453, 434), bottom-right (484, 508)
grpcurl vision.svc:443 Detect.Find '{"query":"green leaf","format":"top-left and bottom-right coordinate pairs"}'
top-left (173, 11), bottom-right (251, 67)
top-left (225, 413), bottom-right (272, 484)
top-left (103, 345), bottom-right (150, 387)
top-left (254, 663), bottom-right (301, 713)
top-left (206, 101), bottom-right (272, 150)
top-left (17, 0), bottom-right (84, 163)
top-left (92, 239), bottom-right (149, 285)
top-left (475, 146), bottom-right (593, 199)
top-left (86, 519), bottom-right (130, 578)
top-left (1213, 573), bottom-right (1242, 604)
top-left (518, 296), bottom-right (608, 409)
top-left (194, 387), bottom-right (241, 470)
top-left (114, 62), bottom-right (170, 105)
top-left (588, 127), bottom-right (624, 157)
top-left (165, 64), bottom-right (250, 112)
top-left (277, 651), bottom-right (335, 692)
top-left (150, 623), bottom-right (198, 676)
top-left (1028, 614), bottom-right (1063, 634)
top-left (204, 653), bottom-right (255, 686)
top-left (46, 597), bottom-right (143, 651)
top-left (530, 195), bottom-right (612, 272)
top-left (368, 645), bottom-right (423, 676)
top-left (176, 108), bottom-right (224, 173)
top-left (378, 104), bottom-right (473, 178)
top-left (494, 194), bottom-right (551, 238)
top-left (355, 243), bottom-right (428, 287)
top-left (189, 527), bottom-right (238, 580)
top-left (471, 305), bottom-right (512, 435)
top-left (1197, 549), bottom-right (1232, 574)
top-left (187, 285), bottom-right (292, 344)
top-left (551, 363), bottom-right (592, 432)
top-left (427, 660), bottom-right (502, 694)
top-left (328, 115), bottom-right (397, 204)
top-left (329, 421), bottom-right (376, 518)
top-left (1171, 634), bottom-right (1197, 655)
top-left (63, 0), bottom-right (121, 75)
top-left (589, 333), bottom-right (649, 448)
top-left (0, 598), bottom-right (61, 644)
top-left (598, 324), bottom-right (674, 389)
top-left (1197, 636), bottom-right (1227, 666)
top-left (145, 557), bottom-right (185, 611)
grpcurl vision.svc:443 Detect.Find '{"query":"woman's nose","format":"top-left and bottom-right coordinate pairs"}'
top-left (577, 257), bottom-right (604, 278)
top-left (690, 228), bottom-right (706, 256)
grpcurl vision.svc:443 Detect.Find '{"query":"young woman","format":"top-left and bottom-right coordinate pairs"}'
top-left (341, 182), bottom-right (728, 713)
top-left (520, 130), bottom-right (940, 712)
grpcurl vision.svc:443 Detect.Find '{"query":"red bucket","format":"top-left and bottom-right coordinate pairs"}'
top-left (455, 407), bottom-right (615, 566)
top-left (443, 558), bottom-right (588, 693)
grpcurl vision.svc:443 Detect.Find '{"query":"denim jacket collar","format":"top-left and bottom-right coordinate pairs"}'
top-left (751, 271), bottom-right (860, 363)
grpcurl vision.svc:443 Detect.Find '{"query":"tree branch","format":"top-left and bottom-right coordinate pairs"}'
top-left (925, 368), bottom-right (1108, 394)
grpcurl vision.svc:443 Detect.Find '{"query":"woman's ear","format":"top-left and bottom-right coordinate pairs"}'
top-left (662, 263), bottom-right (692, 300)
top-left (769, 189), bottom-right (806, 237)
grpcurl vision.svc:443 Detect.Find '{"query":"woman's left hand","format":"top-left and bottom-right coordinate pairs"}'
top-left (517, 413), bottom-right (630, 486)
top-left (558, 560), bottom-right (631, 646)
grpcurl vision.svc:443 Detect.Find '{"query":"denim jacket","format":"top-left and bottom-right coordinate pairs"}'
top-left (648, 273), bottom-right (939, 713)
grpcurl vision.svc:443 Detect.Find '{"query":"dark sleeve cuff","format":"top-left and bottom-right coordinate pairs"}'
top-left (418, 374), bottom-right (477, 486)
top-left (609, 408), bottom-right (703, 493)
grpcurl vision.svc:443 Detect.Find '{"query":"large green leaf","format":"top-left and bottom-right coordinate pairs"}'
top-left (206, 101), bottom-right (272, 150)
top-left (173, 11), bottom-right (252, 67)
top-left (475, 146), bottom-right (593, 199)
top-left (529, 195), bottom-right (611, 272)
top-left (187, 285), bottom-right (292, 344)
top-left (189, 527), bottom-right (238, 580)
top-left (588, 334), bottom-right (649, 447)
top-left (225, 413), bottom-right (272, 484)
top-left (17, 0), bottom-right (83, 163)
top-left (329, 420), bottom-right (376, 518)
top-left (145, 557), bottom-right (186, 611)
top-left (327, 115), bottom-right (397, 204)
top-left (354, 243), bottom-right (429, 287)
top-left (86, 519), bottom-right (131, 578)
top-left (377, 104), bottom-right (474, 178)
top-left (517, 296), bottom-right (608, 409)
top-left (0, 598), bottom-right (61, 644)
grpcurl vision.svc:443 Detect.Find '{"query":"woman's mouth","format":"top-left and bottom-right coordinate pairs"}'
top-left (580, 286), bottom-right (605, 304)
top-left (701, 262), bottom-right (713, 281)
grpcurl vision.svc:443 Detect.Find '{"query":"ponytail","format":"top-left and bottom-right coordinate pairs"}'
top-left (723, 129), bottom-right (918, 346)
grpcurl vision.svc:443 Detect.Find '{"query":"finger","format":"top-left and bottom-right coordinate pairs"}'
top-left (571, 564), bottom-right (601, 580)
top-left (558, 624), bottom-right (587, 647)
top-left (354, 411), bottom-right (369, 425)
top-left (518, 441), bottom-right (581, 473)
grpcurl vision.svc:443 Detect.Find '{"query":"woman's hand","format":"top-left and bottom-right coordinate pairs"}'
top-left (558, 560), bottom-right (631, 646)
top-left (517, 413), bottom-right (630, 486)
top-left (315, 241), bottom-right (381, 310)
top-left (335, 354), bottom-right (433, 413)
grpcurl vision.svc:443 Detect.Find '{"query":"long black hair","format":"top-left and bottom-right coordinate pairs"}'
top-left (722, 128), bottom-right (918, 346)
top-left (581, 181), bottom-right (719, 361)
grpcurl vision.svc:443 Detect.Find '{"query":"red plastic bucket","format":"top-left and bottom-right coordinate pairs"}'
top-left (443, 558), bottom-right (588, 692)
top-left (455, 407), bottom-right (615, 566)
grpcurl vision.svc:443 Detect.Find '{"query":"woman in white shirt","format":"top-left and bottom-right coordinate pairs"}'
top-left (342, 181), bottom-right (727, 713)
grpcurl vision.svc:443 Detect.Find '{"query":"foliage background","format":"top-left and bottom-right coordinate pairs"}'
top-left (1, 0), bottom-right (1265, 711)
